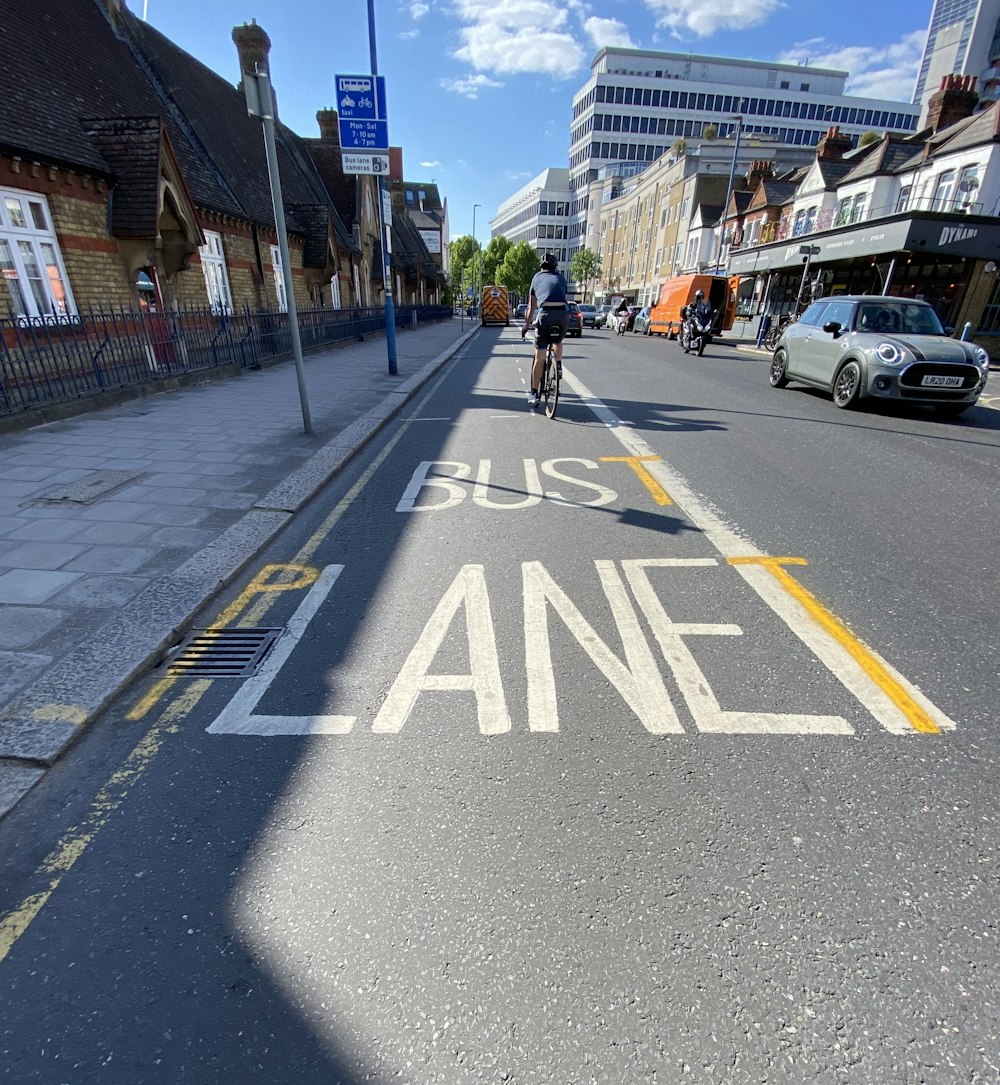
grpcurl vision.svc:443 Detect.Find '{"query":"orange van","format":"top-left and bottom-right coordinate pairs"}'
top-left (480, 285), bottom-right (510, 326)
top-left (648, 274), bottom-right (739, 338)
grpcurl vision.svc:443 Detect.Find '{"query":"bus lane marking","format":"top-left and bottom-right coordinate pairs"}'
top-left (599, 456), bottom-right (674, 506)
top-left (206, 564), bottom-right (355, 735)
top-left (562, 367), bottom-right (958, 736)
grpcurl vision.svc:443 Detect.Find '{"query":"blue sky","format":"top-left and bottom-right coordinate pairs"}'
top-left (140, 0), bottom-right (932, 247)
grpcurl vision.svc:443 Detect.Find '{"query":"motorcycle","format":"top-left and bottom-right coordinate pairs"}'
top-left (680, 306), bottom-right (713, 356)
top-left (615, 310), bottom-right (629, 336)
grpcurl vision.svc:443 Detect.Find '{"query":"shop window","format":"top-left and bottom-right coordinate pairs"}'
top-left (0, 188), bottom-right (75, 320)
top-left (200, 230), bottom-right (233, 314)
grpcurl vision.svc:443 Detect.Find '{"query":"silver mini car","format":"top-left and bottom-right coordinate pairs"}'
top-left (768, 296), bottom-right (990, 417)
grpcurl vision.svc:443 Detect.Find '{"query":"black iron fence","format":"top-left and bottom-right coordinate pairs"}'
top-left (0, 303), bottom-right (451, 418)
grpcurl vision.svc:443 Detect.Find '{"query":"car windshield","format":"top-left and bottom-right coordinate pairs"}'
top-left (855, 303), bottom-right (944, 336)
top-left (579, 305), bottom-right (596, 312)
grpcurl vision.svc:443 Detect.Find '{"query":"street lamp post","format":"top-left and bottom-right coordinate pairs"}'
top-left (472, 203), bottom-right (481, 317)
top-left (239, 65), bottom-right (313, 435)
top-left (713, 113), bottom-right (744, 275)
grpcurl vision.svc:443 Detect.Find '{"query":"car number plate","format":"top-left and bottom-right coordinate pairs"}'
top-left (921, 374), bottom-right (963, 387)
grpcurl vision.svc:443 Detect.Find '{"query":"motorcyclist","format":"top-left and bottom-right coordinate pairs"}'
top-left (613, 297), bottom-right (630, 333)
top-left (685, 289), bottom-right (713, 338)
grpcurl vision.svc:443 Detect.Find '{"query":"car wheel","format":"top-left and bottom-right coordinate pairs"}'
top-left (833, 360), bottom-right (863, 409)
top-left (934, 402), bottom-right (971, 418)
top-left (769, 349), bottom-right (789, 388)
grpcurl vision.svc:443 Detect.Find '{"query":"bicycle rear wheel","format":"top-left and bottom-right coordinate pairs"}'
top-left (542, 350), bottom-right (559, 419)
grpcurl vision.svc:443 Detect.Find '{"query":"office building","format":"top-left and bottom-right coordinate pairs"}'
top-left (490, 168), bottom-right (571, 271)
top-left (567, 47), bottom-right (921, 255)
top-left (914, 0), bottom-right (1000, 121)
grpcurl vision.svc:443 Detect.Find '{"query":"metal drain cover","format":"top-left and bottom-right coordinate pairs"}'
top-left (167, 627), bottom-right (283, 677)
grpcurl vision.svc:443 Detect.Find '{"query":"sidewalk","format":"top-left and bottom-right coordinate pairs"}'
top-left (0, 317), bottom-right (478, 816)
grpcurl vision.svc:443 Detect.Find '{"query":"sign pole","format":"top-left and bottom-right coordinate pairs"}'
top-left (367, 0), bottom-right (397, 375)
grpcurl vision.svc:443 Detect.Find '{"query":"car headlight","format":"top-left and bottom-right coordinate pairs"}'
top-left (874, 341), bottom-right (903, 365)
top-left (975, 346), bottom-right (991, 371)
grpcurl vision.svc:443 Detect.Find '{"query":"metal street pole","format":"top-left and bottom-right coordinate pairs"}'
top-left (367, 0), bottom-right (397, 375)
top-left (472, 203), bottom-right (480, 318)
top-left (713, 114), bottom-right (743, 275)
top-left (241, 68), bottom-right (313, 434)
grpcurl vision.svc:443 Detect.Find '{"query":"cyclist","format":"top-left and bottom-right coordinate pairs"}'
top-left (521, 254), bottom-right (568, 408)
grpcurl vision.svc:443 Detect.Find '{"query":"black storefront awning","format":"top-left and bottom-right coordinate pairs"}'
top-left (728, 213), bottom-right (1000, 276)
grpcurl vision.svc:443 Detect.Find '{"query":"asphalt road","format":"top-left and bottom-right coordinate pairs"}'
top-left (1, 326), bottom-right (998, 1084)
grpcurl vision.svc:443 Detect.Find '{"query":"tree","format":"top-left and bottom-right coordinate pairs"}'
top-left (497, 242), bottom-right (538, 296)
top-left (570, 248), bottom-right (602, 303)
top-left (670, 138), bottom-right (687, 157)
top-left (858, 130), bottom-right (880, 147)
top-left (702, 124), bottom-right (718, 140)
top-left (449, 235), bottom-right (477, 298)
top-left (482, 235), bottom-right (512, 285)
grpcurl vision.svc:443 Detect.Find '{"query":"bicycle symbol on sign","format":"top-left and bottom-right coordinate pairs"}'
top-left (358, 96), bottom-right (373, 109)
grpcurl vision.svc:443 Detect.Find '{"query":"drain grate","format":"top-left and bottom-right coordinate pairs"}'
top-left (167, 627), bottom-right (283, 677)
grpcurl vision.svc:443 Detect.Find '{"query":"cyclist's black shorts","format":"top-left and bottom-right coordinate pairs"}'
top-left (534, 308), bottom-right (568, 349)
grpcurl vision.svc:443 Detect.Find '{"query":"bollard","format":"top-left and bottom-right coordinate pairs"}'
top-left (960, 321), bottom-right (972, 341)
top-left (412, 309), bottom-right (417, 330)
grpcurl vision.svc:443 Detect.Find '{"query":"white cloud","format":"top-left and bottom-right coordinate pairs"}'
top-left (399, 28), bottom-right (420, 38)
top-left (643, 0), bottom-right (781, 37)
top-left (582, 16), bottom-right (635, 50)
top-left (776, 29), bottom-right (926, 103)
top-left (439, 73), bottom-right (505, 98)
top-left (410, 2), bottom-right (430, 17)
top-left (420, 159), bottom-right (442, 167)
top-left (451, 0), bottom-right (585, 78)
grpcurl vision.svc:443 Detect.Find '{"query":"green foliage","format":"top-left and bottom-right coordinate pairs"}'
top-left (702, 124), bottom-right (718, 140)
top-left (570, 248), bottom-right (602, 303)
top-left (482, 235), bottom-right (513, 285)
top-left (497, 242), bottom-right (538, 295)
top-left (858, 130), bottom-right (880, 147)
top-left (670, 138), bottom-right (687, 157)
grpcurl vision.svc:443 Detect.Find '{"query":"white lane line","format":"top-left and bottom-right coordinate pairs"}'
top-left (403, 416), bottom-right (452, 422)
top-left (561, 367), bottom-right (958, 735)
top-left (207, 565), bottom-right (355, 735)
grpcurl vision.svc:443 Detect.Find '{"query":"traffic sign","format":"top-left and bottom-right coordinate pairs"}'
top-left (341, 152), bottom-right (390, 175)
top-left (335, 74), bottom-right (387, 122)
top-left (340, 118), bottom-right (389, 151)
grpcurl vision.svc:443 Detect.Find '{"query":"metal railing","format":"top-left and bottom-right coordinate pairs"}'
top-left (0, 303), bottom-right (450, 418)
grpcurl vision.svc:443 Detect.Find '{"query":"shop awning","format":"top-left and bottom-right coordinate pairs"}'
top-left (728, 213), bottom-right (1000, 276)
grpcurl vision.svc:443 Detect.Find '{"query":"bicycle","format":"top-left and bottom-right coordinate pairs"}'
top-left (521, 324), bottom-right (561, 419)
top-left (762, 312), bottom-right (794, 351)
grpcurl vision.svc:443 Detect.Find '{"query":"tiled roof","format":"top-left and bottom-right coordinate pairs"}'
top-left (82, 117), bottom-right (163, 237)
top-left (121, 10), bottom-right (320, 226)
top-left (815, 159), bottom-right (855, 187)
top-left (928, 100), bottom-right (1000, 158)
top-left (839, 138), bottom-right (919, 183)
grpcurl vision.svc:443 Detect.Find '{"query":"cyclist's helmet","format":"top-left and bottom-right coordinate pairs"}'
top-left (694, 289), bottom-right (704, 299)
top-left (540, 253), bottom-right (558, 271)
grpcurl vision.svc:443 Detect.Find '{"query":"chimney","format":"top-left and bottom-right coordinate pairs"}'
top-left (745, 159), bottom-right (773, 190)
top-left (816, 125), bottom-right (853, 161)
top-left (925, 74), bottom-right (980, 133)
top-left (232, 21), bottom-right (276, 117)
top-left (389, 147), bottom-right (403, 183)
top-left (316, 109), bottom-right (340, 143)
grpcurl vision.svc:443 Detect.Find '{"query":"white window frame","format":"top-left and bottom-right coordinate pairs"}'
top-left (199, 230), bottom-right (233, 314)
top-left (330, 273), bottom-right (341, 309)
top-left (270, 244), bottom-right (288, 313)
top-left (0, 187), bottom-right (76, 321)
top-left (932, 170), bottom-right (957, 211)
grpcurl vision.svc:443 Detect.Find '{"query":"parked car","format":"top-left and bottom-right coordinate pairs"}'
top-left (578, 303), bottom-right (598, 328)
top-left (593, 304), bottom-right (613, 329)
top-left (769, 296), bottom-right (990, 416)
top-left (566, 301), bottom-right (584, 337)
top-left (514, 303), bottom-right (528, 322)
top-left (632, 306), bottom-right (653, 335)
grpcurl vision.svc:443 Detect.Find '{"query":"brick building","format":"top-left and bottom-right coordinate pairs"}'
top-left (0, 0), bottom-right (442, 323)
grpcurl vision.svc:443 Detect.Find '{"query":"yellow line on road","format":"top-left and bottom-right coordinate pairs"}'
top-left (599, 456), bottom-right (674, 505)
top-left (0, 681), bottom-right (211, 966)
top-left (1, 363), bottom-right (457, 967)
top-left (728, 556), bottom-right (941, 734)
